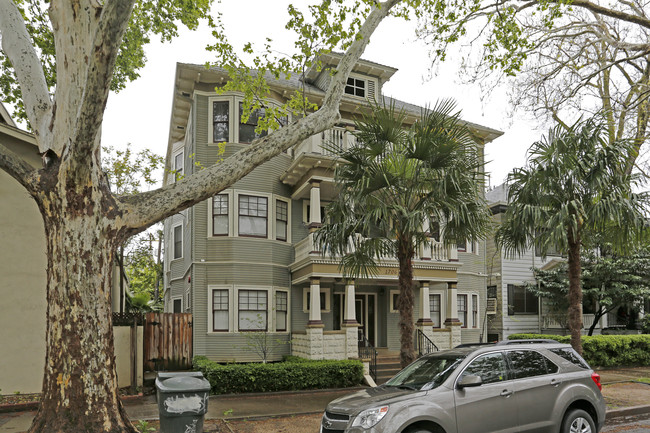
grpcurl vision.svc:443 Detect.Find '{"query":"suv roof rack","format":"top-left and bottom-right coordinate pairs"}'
top-left (496, 339), bottom-right (559, 345)
top-left (454, 343), bottom-right (497, 348)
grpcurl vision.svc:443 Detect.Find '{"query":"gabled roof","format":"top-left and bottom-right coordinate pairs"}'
top-left (303, 51), bottom-right (398, 83)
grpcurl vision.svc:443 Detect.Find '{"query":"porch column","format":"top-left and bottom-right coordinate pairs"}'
top-left (308, 277), bottom-right (323, 327)
top-left (416, 281), bottom-right (433, 325)
top-left (309, 180), bottom-right (322, 232)
top-left (343, 279), bottom-right (358, 325)
top-left (444, 282), bottom-right (462, 347)
top-left (421, 217), bottom-right (431, 260)
top-left (342, 279), bottom-right (359, 359)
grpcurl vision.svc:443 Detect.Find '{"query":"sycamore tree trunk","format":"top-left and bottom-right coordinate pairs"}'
top-left (29, 157), bottom-right (136, 432)
top-left (397, 235), bottom-right (416, 368)
top-left (567, 232), bottom-right (584, 355)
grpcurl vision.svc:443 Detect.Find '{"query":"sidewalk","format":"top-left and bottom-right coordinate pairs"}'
top-left (1, 367), bottom-right (649, 432)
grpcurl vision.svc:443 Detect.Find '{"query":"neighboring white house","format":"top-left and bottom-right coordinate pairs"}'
top-left (485, 183), bottom-right (612, 341)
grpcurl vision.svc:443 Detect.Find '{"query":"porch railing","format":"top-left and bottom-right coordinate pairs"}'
top-left (358, 330), bottom-right (377, 383)
top-left (542, 313), bottom-right (602, 330)
top-left (294, 232), bottom-right (456, 264)
top-left (294, 126), bottom-right (356, 156)
top-left (416, 329), bottom-right (439, 356)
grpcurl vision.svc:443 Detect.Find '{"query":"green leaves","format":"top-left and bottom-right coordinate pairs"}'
top-left (316, 99), bottom-right (490, 279)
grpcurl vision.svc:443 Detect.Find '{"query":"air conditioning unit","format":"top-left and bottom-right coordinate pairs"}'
top-left (486, 298), bottom-right (497, 315)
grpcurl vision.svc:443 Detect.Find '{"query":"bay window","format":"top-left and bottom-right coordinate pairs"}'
top-left (239, 195), bottom-right (268, 238)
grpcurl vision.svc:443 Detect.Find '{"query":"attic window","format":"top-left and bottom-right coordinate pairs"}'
top-left (345, 78), bottom-right (365, 98)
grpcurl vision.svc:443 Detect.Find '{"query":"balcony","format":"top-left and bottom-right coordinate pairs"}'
top-left (293, 126), bottom-right (357, 157)
top-left (542, 313), bottom-right (606, 330)
top-left (294, 233), bottom-right (458, 265)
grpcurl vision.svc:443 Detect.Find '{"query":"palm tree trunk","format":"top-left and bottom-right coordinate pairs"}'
top-left (397, 236), bottom-right (416, 368)
top-left (567, 234), bottom-right (584, 354)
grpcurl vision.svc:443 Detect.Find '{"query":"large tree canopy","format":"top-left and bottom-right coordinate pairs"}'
top-left (0, 0), bottom-right (412, 431)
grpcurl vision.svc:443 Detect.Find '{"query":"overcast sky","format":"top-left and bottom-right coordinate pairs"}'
top-left (100, 0), bottom-right (546, 187)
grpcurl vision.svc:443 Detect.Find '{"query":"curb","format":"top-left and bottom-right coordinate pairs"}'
top-left (209, 386), bottom-right (366, 401)
top-left (606, 405), bottom-right (650, 420)
top-left (0, 393), bottom-right (143, 414)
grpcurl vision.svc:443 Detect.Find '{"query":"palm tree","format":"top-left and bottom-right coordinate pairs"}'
top-left (316, 100), bottom-right (491, 367)
top-left (497, 117), bottom-right (647, 354)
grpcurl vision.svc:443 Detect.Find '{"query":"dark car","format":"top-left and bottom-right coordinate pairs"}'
top-left (321, 340), bottom-right (606, 433)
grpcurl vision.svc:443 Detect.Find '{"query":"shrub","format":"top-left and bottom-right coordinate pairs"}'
top-left (641, 315), bottom-right (650, 335)
top-left (508, 334), bottom-right (650, 367)
top-left (193, 356), bottom-right (364, 394)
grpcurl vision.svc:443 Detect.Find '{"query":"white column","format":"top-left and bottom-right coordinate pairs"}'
top-left (309, 180), bottom-right (322, 231)
top-left (308, 277), bottom-right (323, 326)
top-left (444, 282), bottom-right (460, 326)
top-left (343, 279), bottom-right (358, 325)
top-left (417, 281), bottom-right (433, 325)
top-left (421, 217), bottom-right (431, 260)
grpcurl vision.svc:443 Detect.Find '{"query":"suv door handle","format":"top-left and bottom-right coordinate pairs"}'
top-left (500, 389), bottom-right (513, 397)
top-left (551, 379), bottom-right (562, 387)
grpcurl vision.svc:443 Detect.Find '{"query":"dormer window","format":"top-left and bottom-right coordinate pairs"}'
top-left (345, 77), bottom-right (366, 98)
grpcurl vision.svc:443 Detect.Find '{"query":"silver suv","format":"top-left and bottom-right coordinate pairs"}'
top-left (321, 340), bottom-right (606, 433)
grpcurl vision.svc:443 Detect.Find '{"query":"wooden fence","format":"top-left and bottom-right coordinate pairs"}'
top-left (144, 312), bottom-right (193, 371)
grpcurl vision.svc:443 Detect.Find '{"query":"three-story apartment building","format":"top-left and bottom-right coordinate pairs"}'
top-left (162, 54), bottom-right (503, 362)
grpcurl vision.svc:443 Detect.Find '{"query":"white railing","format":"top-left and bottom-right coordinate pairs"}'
top-left (543, 313), bottom-right (603, 330)
top-left (293, 126), bottom-right (356, 157)
top-left (294, 233), bottom-right (455, 264)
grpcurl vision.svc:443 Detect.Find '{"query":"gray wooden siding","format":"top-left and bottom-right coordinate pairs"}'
top-left (197, 333), bottom-right (291, 363)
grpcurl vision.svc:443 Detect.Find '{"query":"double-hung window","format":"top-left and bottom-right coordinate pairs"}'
top-left (213, 194), bottom-right (229, 236)
top-left (276, 200), bottom-right (288, 241)
top-left (239, 103), bottom-right (267, 144)
top-left (429, 294), bottom-right (441, 328)
top-left (173, 225), bottom-right (182, 259)
top-left (238, 290), bottom-right (268, 331)
top-left (213, 101), bottom-right (229, 143)
top-left (212, 289), bottom-right (229, 332)
top-left (239, 195), bottom-right (268, 238)
top-left (458, 294), bottom-right (468, 328)
top-left (276, 291), bottom-right (288, 332)
top-left (508, 284), bottom-right (539, 315)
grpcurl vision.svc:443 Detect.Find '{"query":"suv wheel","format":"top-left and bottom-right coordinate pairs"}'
top-left (562, 409), bottom-right (595, 433)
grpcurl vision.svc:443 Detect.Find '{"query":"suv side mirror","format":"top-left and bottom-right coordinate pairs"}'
top-left (457, 375), bottom-right (483, 389)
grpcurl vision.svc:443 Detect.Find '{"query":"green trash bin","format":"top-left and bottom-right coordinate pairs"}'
top-left (156, 372), bottom-right (211, 433)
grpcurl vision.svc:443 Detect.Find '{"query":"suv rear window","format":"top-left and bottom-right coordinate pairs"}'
top-left (549, 348), bottom-right (590, 369)
top-left (507, 350), bottom-right (558, 378)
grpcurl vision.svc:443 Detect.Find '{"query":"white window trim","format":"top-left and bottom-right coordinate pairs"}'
top-left (274, 197), bottom-right (291, 243)
top-left (344, 72), bottom-right (378, 100)
top-left (207, 190), bottom-right (234, 237)
top-left (208, 95), bottom-right (235, 145)
top-left (302, 286), bottom-right (331, 313)
top-left (236, 286), bottom-right (273, 332)
top-left (172, 148), bottom-right (184, 183)
top-left (172, 223), bottom-right (183, 260)
top-left (235, 191), bottom-right (272, 239)
top-left (208, 285), bottom-right (234, 333)
top-left (389, 290), bottom-right (400, 313)
top-left (208, 94), bottom-right (287, 145)
top-left (171, 296), bottom-right (183, 313)
top-left (185, 288), bottom-right (191, 312)
top-left (273, 288), bottom-right (290, 333)
top-left (471, 293), bottom-right (480, 329)
top-left (429, 291), bottom-right (445, 328)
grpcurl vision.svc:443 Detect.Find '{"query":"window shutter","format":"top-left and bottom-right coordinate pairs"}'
top-left (367, 80), bottom-right (376, 99)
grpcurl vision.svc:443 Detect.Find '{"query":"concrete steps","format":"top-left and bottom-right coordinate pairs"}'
top-left (374, 349), bottom-right (402, 385)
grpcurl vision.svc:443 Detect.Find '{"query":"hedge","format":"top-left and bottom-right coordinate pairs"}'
top-left (508, 334), bottom-right (650, 368)
top-left (193, 356), bottom-right (365, 394)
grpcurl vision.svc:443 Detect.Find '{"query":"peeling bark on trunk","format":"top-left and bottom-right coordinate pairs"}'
top-left (397, 236), bottom-right (416, 368)
top-left (28, 159), bottom-right (136, 433)
top-left (567, 233), bottom-right (584, 355)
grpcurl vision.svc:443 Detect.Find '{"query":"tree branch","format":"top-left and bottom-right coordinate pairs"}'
top-left (0, 142), bottom-right (39, 194)
top-left (563, 0), bottom-right (650, 31)
top-left (119, 0), bottom-right (402, 230)
top-left (0, 0), bottom-right (52, 149)
top-left (72, 0), bottom-right (136, 160)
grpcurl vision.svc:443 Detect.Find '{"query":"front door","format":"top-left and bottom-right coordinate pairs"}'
top-left (355, 294), bottom-right (376, 346)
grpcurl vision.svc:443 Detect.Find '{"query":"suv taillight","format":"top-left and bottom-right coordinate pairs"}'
top-left (591, 373), bottom-right (602, 391)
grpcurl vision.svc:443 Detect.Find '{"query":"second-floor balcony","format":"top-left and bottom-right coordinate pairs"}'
top-left (294, 232), bottom-right (459, 266)
top-left (293, 126), bottom-right (357, 157)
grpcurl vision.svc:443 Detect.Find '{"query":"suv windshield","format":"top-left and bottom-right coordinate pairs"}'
top-left (384, 354), bottom-right (466, 390)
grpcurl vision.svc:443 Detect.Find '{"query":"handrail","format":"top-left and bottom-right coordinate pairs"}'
top-left (416, 329), bottom-right (439, 356)
top-left (358, 330), bottom-right (377, 383)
